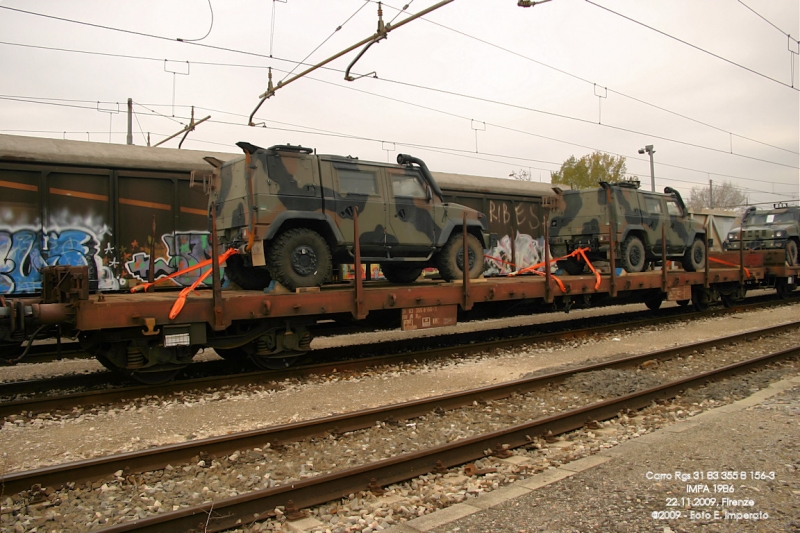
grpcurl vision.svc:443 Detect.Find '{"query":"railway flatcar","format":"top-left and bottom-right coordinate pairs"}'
top-left (2, 135), bottom-right (797, 385)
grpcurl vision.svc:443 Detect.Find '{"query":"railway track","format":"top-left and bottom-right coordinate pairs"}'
top-left (2, 322), bottom-right (798, 532)
top-left (1, 297), bottom-right (796, 419)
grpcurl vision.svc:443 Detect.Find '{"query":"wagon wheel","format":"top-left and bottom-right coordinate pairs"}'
top-left (643, 291), bottom-right (663, 311)
top-left (126, 366), bottom-right (185, 385)
top-left (249, 353), bottom-right (305, 370)
top-left (691, 285), bottom-right (712, 312)
top-left (214, 346), bottom-right (252, 364)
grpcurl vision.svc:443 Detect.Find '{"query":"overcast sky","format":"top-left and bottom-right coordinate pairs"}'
top-left (0, 0), bottom-right (797, 207)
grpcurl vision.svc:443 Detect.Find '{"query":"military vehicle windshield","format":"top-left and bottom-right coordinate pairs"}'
top-left (748, 211), bottom-right (797, 225)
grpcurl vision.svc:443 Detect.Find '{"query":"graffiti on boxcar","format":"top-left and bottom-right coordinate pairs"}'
top-left (484, 232), bottom-right (549, 276)
top-left (0, 227), bottom-right (117, 293)
top-left (125, 232), bottom-right (225, 287)
top-left (488, 201), bottom-right (542, 233)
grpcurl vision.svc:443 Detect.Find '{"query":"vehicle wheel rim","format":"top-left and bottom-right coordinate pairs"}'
top-left (456, 248), bottom-right (475, 271)
top-left (291, 245), bottom-right (318, 276)
top-left (630, 246), bottom-right (642, 268)
top-left (693, 244), bottom-right (704, 264)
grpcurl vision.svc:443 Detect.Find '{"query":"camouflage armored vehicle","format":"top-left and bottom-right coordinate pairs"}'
top-left (209, 142), bottom-right (493, 291)
top-left (724, 205), bottom-right (799, 266)
top-left (549, 181), bottom-right (706, 274)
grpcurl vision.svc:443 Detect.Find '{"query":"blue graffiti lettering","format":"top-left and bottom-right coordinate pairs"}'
top-left (0, 229), bottom-right (98, 294)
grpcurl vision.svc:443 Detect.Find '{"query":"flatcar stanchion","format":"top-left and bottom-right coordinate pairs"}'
top-left (661, 224), bottom-right (668, 291)
top-left (608, 222), bottom-right (617, 298)
top-left (353, 207), bottom-right (366, 320)
top-left (739, 226), bottom-right (745, 285)
top-left (544, 215), bottom-right (553, 304)
top-left (146, 216), bottom-right (156, 293)
top-left (462, 214), bottom-right (472, 311)
top-left (704, 225), bottom-right (710, 289)
top-left (211, 197), bottom-right (224, 330)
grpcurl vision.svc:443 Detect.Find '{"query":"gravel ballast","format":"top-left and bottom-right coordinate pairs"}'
top-left (0, 302), bottom-right (798, 532)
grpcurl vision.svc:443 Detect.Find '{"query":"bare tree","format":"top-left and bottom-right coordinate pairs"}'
top-left (509, 169), bottom-right (533, 181)
top-left (687, 180), bottom-right (748, 212)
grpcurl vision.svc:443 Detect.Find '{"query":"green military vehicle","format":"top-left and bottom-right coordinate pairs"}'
top-left (724, 205), bottom-right (799, 266)
top-left (209, 142), bottom-right (493, 291)
top-left (548, 181), bottom-right (707, 274)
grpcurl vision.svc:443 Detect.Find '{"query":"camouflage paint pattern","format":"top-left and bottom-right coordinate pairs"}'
top-left (212, 143), bottom-right (490, 272)
top-left (725, 206), bottom-right (799, 252)
top-left (549, 182), bottom-right (704, 263)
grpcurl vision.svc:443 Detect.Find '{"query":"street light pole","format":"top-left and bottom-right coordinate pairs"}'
top-left (638, 144), bottom-right (655, 191)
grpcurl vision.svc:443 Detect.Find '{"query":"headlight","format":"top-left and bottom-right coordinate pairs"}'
top-left (727, 232), bottom-right (738, 240)
top-left (775, 230), bottom-right (786, 238)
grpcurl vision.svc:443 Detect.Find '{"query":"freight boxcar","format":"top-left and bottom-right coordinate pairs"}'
top-left (0, 134), bottom-right (235, 295)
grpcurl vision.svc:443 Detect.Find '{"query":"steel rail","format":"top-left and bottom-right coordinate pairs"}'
top-left (0, 296), bottom-right (796, 418)
top-left (87, 342), bottom-right (800, 532)
top-left (3, 320), bottom-right (798, 499)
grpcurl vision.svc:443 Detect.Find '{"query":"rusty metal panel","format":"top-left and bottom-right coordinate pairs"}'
top-left (666, 285), bottom-right (691, 301)
top-left (0, 167), bottom-right (42, 294)
top-left (401, 305), bottom-right (457, 331)
top-left (45, 171), bottom-right (113, 294)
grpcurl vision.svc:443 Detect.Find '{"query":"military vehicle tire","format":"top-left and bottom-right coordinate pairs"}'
top-left (436, 233), bottom-right (484, 281)
top-left (620, 235), bottom-right (646, 273)
top-left (681, 238), bottom-right (706, 272)
top-left (225, 253), bottom-right (272, 290)
top-left (381, 264), bottom-right (424, 284)
top-left (558, 257), bottom-right (585, 275)
top-left (267, 228), bottom-right (332, 291)
top-left (786, 239), bottom-right (799, 266)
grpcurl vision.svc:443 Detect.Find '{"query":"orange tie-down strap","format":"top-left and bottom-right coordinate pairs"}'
top-left (129, 248), bottom-right (237, 320)
top-left (131, 249), bottom-right (238, 294)
top-left (485, 247), bottom-right (600, 293)
top-left (169, 248), bottom-right (239, 320)
top-left (708, 256), bottom-right (751, 278)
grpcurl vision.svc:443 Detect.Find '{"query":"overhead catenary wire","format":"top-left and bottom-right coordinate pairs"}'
top-left (1, 37), bottom-right (796, 171)
top-left (0, 5), bottom-right (796, 199)
top-left (1, 84), bottom-right (796, 193)
top-left (736, 0), bottom-right (798, 43)
top-left (1, 4), bottom-right (796, 159)
top-left (178, 0), bottom-right (214, 42)
top-left (583, 0), bottom-right (799, 92)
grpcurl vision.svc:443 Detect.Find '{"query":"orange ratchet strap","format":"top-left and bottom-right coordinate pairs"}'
top-left (168, 248), bottom-right (238, 320)
top-left (709, 256), bottom-right (751, 278)
top-left (131, 249), bottom-right (238, 293)
top-left (510, 247), bottom-right (600, 292)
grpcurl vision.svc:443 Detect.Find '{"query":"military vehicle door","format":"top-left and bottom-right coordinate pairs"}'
top-left (323, 161), bottom-right (387, 254)
top-left (665, 196), bottom-right (689, 253)
top-left (641, 193), bottom-right (665, 252)
top-left (385, 167), bottom-right (437, 252)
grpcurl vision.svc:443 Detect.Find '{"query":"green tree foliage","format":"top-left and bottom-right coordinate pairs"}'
top-left (550, 152), bottom-right (628, 189)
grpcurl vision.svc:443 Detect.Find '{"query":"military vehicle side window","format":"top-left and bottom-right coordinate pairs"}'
top-left (392, 174), bottom-right (426, 199)
top-left (336, 169), bottom-right (378, 196)
top-left (666, 200), bottom-right (683, 216)
top-left (644, 196), bottom-right (662, 215)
